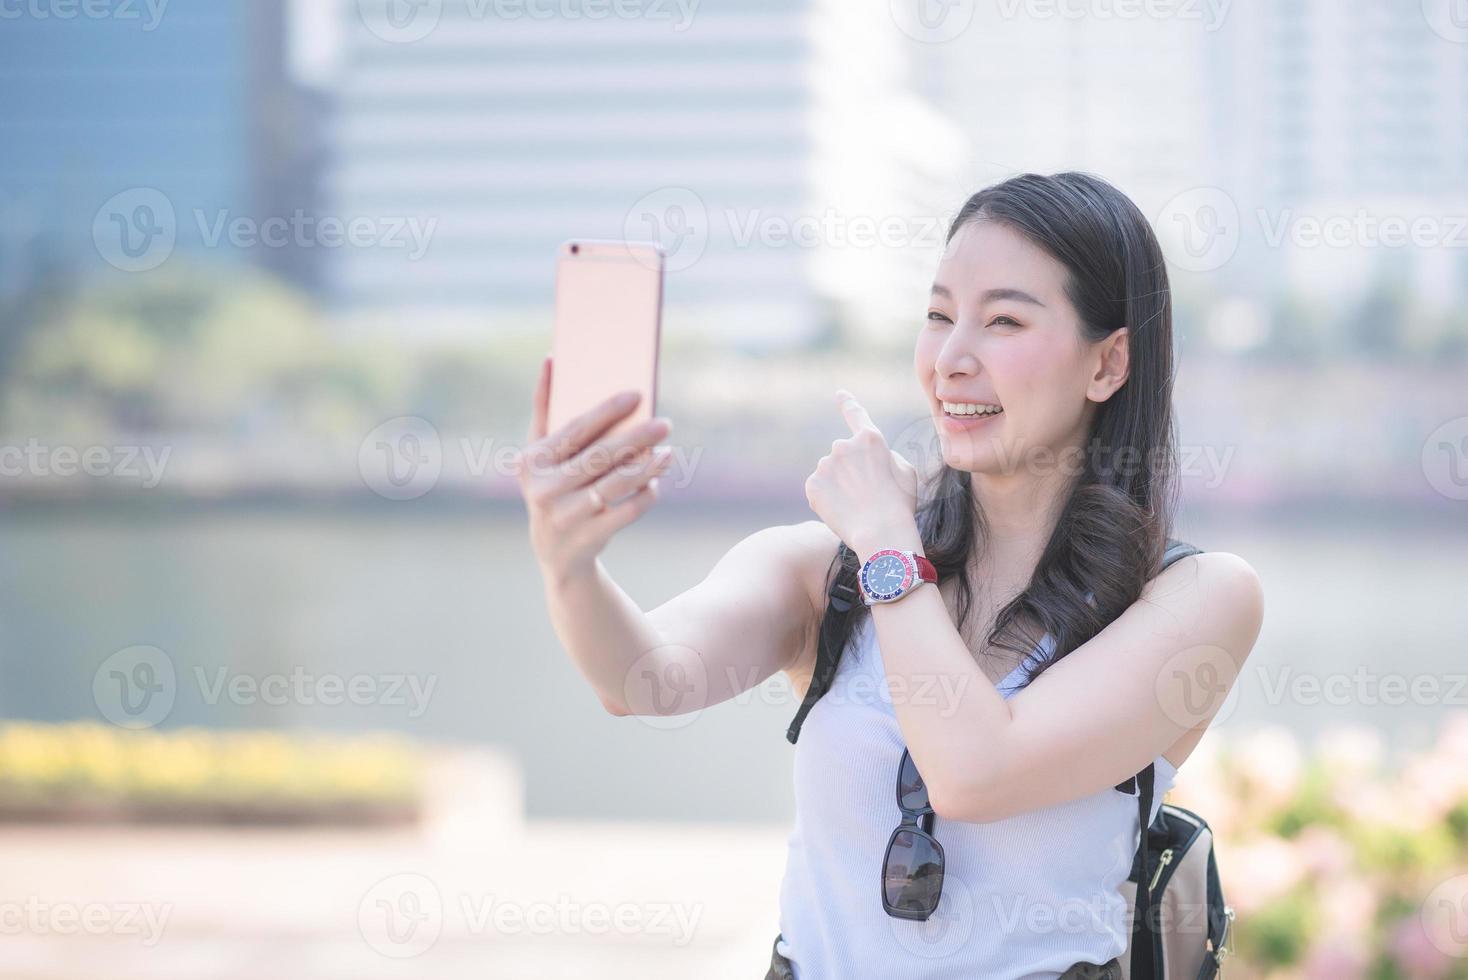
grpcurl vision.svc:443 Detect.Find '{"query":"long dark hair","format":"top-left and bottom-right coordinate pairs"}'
top-left (822, 171), bottom-right (1183, 687)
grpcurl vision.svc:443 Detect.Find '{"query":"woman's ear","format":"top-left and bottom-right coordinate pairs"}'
top-left (1087, 327), bottom-right (1130, 402)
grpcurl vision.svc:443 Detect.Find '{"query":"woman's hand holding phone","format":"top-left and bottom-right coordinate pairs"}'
top-left (513, 355), bottom-right (675, 587)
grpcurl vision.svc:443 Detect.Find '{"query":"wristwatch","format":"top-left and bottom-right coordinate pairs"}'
top-left (858, 549), bottom-right (938, 606)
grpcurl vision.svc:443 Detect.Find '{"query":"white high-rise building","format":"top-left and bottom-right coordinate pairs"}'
top-left (324, 0), bottom-right (967, 350)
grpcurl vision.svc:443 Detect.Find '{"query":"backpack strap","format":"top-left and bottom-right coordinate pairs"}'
top-left (1128, 764), bottom-right (1159, 980)
top-left (1123, 538), bottom-right (1203, 980)
top-left (785, 573), bottom-right (858, 744)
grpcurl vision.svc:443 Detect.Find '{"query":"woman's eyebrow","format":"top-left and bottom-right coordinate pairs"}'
top-left (930, 283), bottom-right (1047, 308)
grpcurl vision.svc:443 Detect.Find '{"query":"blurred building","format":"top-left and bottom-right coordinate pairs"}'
top-left (930, 2), bottom-right (1468, 355)
top-left (0, 0), bottom-right (322, 297)
top-left (1213, 1), bottom-right (1468, 321)
top-left (323, 0), bottom-right (968, 349)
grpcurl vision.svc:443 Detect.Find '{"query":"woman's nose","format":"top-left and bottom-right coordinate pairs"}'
top-left (936, 338), bottom-right (981, 377)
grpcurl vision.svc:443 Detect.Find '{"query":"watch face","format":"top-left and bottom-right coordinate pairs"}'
top-left (862, 552), bottom-right (912, 602)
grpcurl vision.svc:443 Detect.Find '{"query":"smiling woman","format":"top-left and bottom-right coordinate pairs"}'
top-left (778, 171), bottom-right (1262, 979)
top-left (520, 171), bottom-right (1262, 980)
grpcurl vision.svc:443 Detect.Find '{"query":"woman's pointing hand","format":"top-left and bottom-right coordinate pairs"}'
top-left (803, 389), bottom-right (922, 555)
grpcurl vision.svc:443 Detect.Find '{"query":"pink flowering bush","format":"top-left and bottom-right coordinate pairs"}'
top-left (1167, 714), bottom-right (1468, 979)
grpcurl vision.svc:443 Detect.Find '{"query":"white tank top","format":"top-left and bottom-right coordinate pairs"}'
top-left (775, 613), bottom-right (1177, 979)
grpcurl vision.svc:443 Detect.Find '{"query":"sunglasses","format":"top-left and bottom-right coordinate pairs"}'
top-left (881, 746), bottom-right (945, 920)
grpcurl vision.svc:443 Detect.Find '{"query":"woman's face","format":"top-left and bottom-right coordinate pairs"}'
top-left (914, 217), bottom-right (1126, 476)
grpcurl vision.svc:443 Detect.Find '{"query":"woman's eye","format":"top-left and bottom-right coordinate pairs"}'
top-left (926, 311), bottom-right (952, 325)
top-left (989, 315), bottom-right (1019, 327)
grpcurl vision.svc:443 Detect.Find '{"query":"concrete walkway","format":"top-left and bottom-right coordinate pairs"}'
top-left (0, 750), bottom-right (792, 979)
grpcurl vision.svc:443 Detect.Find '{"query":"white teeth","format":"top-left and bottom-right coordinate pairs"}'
top-left (942, 401), bottom-right (1003, 416)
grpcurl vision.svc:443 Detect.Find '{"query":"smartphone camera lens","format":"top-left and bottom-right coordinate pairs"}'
top-left (570, 243), bottom-right (579, 255)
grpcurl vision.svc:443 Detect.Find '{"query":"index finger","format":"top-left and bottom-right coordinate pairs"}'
top-left (528, 354), bottom-right (551, 442)
top-left (835, 388), bottom-right (878, 436)
top-left (543, 388), bottom-right (642, 467)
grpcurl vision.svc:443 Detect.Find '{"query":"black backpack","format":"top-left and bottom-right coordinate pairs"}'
top-left (783, 538), bottom-right (1235, 979)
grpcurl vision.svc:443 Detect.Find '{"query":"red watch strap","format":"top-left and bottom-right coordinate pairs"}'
top-left (913, 554), bottom-right (937, 583)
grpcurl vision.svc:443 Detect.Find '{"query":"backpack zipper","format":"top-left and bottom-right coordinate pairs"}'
top-left (1148, 847), bottom-right (1174, 893)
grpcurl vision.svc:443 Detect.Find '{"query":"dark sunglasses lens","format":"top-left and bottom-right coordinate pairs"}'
top-left (883, 829), bottom-right (943, 914)
top-left (898, 752), bottom-right (929, 811)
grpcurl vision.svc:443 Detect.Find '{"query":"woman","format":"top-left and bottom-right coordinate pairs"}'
top-left (512, 172), bottom-right (1264, 979)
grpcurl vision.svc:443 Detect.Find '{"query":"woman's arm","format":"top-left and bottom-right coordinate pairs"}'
top-left (851, 522), bottom-right (1264, 824)
top-left (519, 346), bottom-right (836, 719)
top-left (544, 520), bottom-right (834, 717)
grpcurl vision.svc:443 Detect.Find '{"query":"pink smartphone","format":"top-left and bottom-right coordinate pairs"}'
top-left (547, 239), bottom-right (665, 440)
